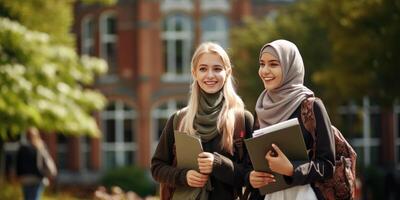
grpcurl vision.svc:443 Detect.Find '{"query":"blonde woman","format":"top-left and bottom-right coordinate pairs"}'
top-left (151, 42), bottom-right (254, 200)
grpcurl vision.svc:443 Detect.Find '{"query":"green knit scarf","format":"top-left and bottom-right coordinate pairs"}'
top-left (194, 89), bottom-right (224, 142)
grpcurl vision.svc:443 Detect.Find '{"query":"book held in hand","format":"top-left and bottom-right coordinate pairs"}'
top-left (244, 118), bottom-right (309, 195)
top-left (174, 131), bottom-right (203, 169)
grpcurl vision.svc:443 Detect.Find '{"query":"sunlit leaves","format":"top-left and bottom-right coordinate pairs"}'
top-left (0, 17), bottom-right (107, 138)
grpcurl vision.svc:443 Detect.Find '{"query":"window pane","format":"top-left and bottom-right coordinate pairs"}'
top-left (107, 17), bottom-right (116, 34)
top-left (370, 113), bottom-right (382, 138)
top-left (105, 119), bottom-right (116, 142)
top-left (106, 103), bottom-right (116, 111)
top-left (175, 18), bottom-right (183, 31)
top-left (340, 113), bottom-right (362, 139)
top-left (123, 104), bottom-right (133, 111)
top-left (177, 101), bottom-right (187, 109)
top-left (158, 118), bottom-right (168, 138)
top-left (104, 151), bottom-right (116, 169)
top-left (101, 101), bottom-right (136, 170)
top-left (398, 146), bottom-right (400, 163)
top-left (354, 146), bottom-right (364, 169)
top-left (56, 134), bottom-right (68, 170)
top-left (124, 119), bottom-right (133, 142)
top-left (85, 151), bottom-right (91, 169)
top-left (57, 152), bottom-right (68, 170)
top-left (176, 40), bottom-right (183, 74)
top-left (202, 16), bottom-right (217, 31)
top-left (124, 151), bottom-right (134, 165)
top-left (106, 42), bottom-right (116, 67)
top-left (397, 113), bottom-right (400, 138)
top-left (57, 134), bottom-right (68, 144)
top-left (163, 40), bottom-right (168, 73)
top-left (370, 146), bottom-right (380, 165)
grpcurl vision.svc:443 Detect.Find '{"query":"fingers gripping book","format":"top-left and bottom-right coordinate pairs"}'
top-left (244, 118), bottom-right (309, 195)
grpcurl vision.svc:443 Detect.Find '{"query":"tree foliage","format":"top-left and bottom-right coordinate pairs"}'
top-left (313, 0), bottom-right (400, 106)
top-left (0, 0), bottom-right (116, 138)
top-left (0, 18), bottom-right (107, 138)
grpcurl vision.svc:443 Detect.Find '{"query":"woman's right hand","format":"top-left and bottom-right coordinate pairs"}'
top-left (186, 170), bottom-right (209, 188)
top-left (249, 170), bottom-right (275, 188)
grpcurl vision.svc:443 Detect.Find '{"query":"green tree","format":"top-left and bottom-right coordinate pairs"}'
top-left (0, 0), bottom-right (115, 182)
top-left (0, 0), bottom-right (115, 137)
top-left (0, 18), bottom-right (107, 137)
top-left (313, 0), bottom-right (400, 105)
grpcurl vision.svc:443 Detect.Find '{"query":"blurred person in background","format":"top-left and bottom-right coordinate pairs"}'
top-left (16, 127), bottom-right (57, 200)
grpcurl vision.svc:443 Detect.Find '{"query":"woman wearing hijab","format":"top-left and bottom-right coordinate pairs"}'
top-left (151, 42), bottom-right (254, 200)
top-left (247, 39), bottom-right (335, 200)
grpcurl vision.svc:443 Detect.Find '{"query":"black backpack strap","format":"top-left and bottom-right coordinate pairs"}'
top-left (234, 110), bottom-right (250, 200)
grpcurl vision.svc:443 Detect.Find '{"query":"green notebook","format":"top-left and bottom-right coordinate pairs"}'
top-left (174, 131), bottom-right (203, 169)
top-left (244, 118), bottom-right (309, 195)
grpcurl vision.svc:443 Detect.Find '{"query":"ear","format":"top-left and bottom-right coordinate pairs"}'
top-left (226, 67), bottom-right (232, 76)
top-left (191, 68), bottom-right (196, 78)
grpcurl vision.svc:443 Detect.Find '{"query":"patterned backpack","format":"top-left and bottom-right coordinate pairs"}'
top-left (159, 109), bottom-right (248, 200)
top-left (301, 97), bottom-right (357, 200)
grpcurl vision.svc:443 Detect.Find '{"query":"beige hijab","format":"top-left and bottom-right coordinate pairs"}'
top-left (255, 39), bottom-right (314, 127)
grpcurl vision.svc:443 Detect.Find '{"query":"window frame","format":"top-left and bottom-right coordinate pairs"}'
top-left (100, 101), bottom-right (137, 169)
top-left (162, 14), bottom-right (193, 82)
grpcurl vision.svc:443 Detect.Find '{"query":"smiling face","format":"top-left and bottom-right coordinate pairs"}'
top-left (193, 53), bottom-right (229, 94)
top-left (259, 52), bottom-right (283, 91)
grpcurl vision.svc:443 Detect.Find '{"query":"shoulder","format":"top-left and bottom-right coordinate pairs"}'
top-left (312, 98), bottom-right (329, 115)
top-left (302, 97), bottom-right (327, 114)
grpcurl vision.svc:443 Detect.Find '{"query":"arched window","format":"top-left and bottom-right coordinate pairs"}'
top-left (162, 14), bottom-right (193, 81)
top-left (151, 100), bottom-right (187, 152)
top-left (100, 12), bottom-right (117, 71)
top-left (81, 16), bottom-right (95, 56)
top-left (201, 14), bottom-right (228, 48)
top-left (101, 101), bottom-right (137, 169)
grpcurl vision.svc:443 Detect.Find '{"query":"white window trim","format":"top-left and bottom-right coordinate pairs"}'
top-left (162, 15), bottom-right (193, 82)
top-left (99, 11), bottom-right (117, 67)
top-left (161, 0), bottom-right (194, 12)
top-left (79, 136), bottom-right (90, 172)
top-left (338, 97), bottom-right (381, 166)
top-left (56, 136), bottom-right (68, 171)
top-left (101, 101), bottom-right (137, 168)
top-left (81, 15), bottom-right (95, 56)
top-left (151, 100), bottom-right (185, 153)
top-left (200, 0), bottom-right (230, 12)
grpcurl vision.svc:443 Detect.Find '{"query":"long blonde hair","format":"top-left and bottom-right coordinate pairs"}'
top-left (180, 42), bottom-right (244, 154)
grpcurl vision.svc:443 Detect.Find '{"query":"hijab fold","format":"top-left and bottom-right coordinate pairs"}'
top-left (256, 40), bottom-right (314, 127)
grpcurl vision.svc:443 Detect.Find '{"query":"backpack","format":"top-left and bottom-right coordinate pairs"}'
top-left (159, 109), bottom-right (248, 200)
top-left (301, 97), bottom-right (357, 200)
